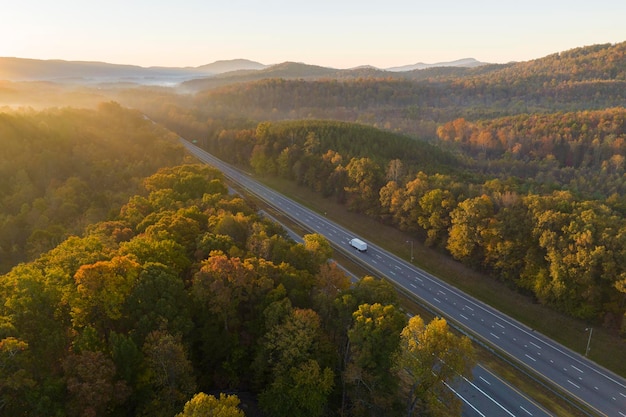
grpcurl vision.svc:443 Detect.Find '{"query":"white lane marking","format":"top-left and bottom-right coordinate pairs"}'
top-left (433, 297), bottom-right (441, 303)
top-left (415, 276), bottom-right (423, 282)
top-left (567, 380), bottom-right (580, 389)
top-left (460, 314), bottom-right (469, 320)
top-left (571, 365), bottom-right (584, 374)
top-left (410, 283), bottom-right (417, 289)
top-left (464, 305), bottom-right (474, 311)
top-left (490, 332), bottom-right (500, 340)
top-left (619, 411), bottom-right (626, 417)
top-left (520, 405), bottom-right (533, 415)
top-left (525, 354), bottom-right (536, 362)
top-left (620, 392), bottom-right (626, 398)
top-left (389, 271), bottom-right (396, 276)
top-left (444, 382), bottom-right (487, 417)
top-left (479, 376), bottom-right (491, 385)
top-left (495, 322), bottom-right (505, 328)
top-left (529, 341), bottom-right (542, 350)
top-left (459, 375), bottom-right (516, 417)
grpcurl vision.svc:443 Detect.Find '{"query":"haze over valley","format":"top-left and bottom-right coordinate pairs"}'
top-left (0, 56), bottom-right (488, 85)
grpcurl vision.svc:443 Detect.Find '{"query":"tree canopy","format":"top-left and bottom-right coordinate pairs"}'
top-left (0, 163), bottom-right (474, 416)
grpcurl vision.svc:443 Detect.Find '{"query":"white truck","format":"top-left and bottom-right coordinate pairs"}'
top-left (349, 238), bottom-right (367, 252)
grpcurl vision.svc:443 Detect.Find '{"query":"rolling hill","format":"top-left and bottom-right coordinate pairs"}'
top-left (0, 57), bottom-right (266, 84)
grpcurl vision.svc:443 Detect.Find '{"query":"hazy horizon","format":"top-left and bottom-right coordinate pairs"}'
top-left (3, 0), bottom-right (626, 69)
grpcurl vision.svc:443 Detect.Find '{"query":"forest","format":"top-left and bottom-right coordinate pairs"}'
top-left (199, 118), bottom-right (626, 329)
top-left (107, 43), bottom-right (626, 333)
top-left (0, 164), bottom-right (474, 417)
top-left (2, 41), bottom-right (626, 416)
top-left (0, 103), bottom-right (185, 273)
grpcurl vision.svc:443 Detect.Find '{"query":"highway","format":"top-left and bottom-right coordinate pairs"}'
top-left (261, 193), bottom-right (550, 417)
top-left (181, 139), bottom-right (626, 417)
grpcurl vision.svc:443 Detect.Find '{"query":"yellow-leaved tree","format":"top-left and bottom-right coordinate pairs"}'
top-left (396, 316), bottom-right (475, 417)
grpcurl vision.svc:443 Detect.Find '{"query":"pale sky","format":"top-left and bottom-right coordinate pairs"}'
top-left (2, 0), bottom-right (625, 69)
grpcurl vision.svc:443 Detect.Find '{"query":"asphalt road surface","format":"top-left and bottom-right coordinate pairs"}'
top-left (182, 139), bottom-right (626, 417)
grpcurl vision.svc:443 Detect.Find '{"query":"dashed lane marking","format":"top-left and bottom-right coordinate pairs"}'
top-left (567, 380), bottom-right (580, 389)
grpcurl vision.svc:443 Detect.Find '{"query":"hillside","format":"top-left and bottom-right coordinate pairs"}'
top-left (180, 61), bottom-right (341, 91)
top-left (0, 57), bottom-right (266, 84)
top-left (386, 57), bottom-right (488, 72)
top-left (110, 43), bottom-right (613, 151)
top-left (0, 104), bottom-right (185, 273)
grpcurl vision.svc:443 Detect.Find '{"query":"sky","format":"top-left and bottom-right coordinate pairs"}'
top-left (2, 0), bottom-right (626, 69)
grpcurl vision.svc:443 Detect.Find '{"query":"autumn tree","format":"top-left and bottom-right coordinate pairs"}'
top-left (396, 316), bottom-right (475, 417)
top-left (2, 263), bottom-right (71, 375)
top-left (303, 233), bottom-right (334, 267)
top-left (176, 392), bottom-right (245, 417)
top-left (141, 330), bottom-right (196, 417)
top-left (0, 337), bottom-right (35, 414)
top-left (124, 262), bottom-right (193, 344)
top-left (343, 303), bottom-right (406, 417)
top-left (62, 350), bottom-right (130, 417)
top-left (345, 157), bottom-right (384, 215)
top-left (72, 255), bottom-right (141, 338)
top-left (417, 188), bottom-right (456, 247)
top-left (193, 253), bottom-right (269, 332)
top-left (379, 180), bottom-right (405, 224)
top-left (256, 307), bottom-right (334, 417)
top-left (311, 262), bottom-right (352, 330)
top-left (523, 193), bottom-right (626, 320)
top-left (191, 253), bottom-right (274, 387)
top-left (447, 195), bottom-right (495, 267)
top-left (143, 164), bottom-right (227, 202)
top-left (119, 235), bottom-right (190, 275)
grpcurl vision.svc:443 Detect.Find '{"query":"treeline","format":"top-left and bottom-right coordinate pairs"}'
top-left (460, 42), bottom-right (626, 87)
top-left (437, 108), bottom-right (626, 199)
top-left (0, 103), bottom-right (185, 273)
top-left (205, 120), bottom-right (626, 331)
top-left (210, 119), bottom-right (457, 171)
top-left (108, 43), bottom-right (626, 151)
top-left (0, 164), bottom-right (474, 417)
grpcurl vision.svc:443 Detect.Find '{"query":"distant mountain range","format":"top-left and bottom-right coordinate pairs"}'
top-left (0, 57), bottom-right (267, 84)
top-left (0, 56), bottom-right (488, 85)
top-left (385, 58), bottom-right (487, 72)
